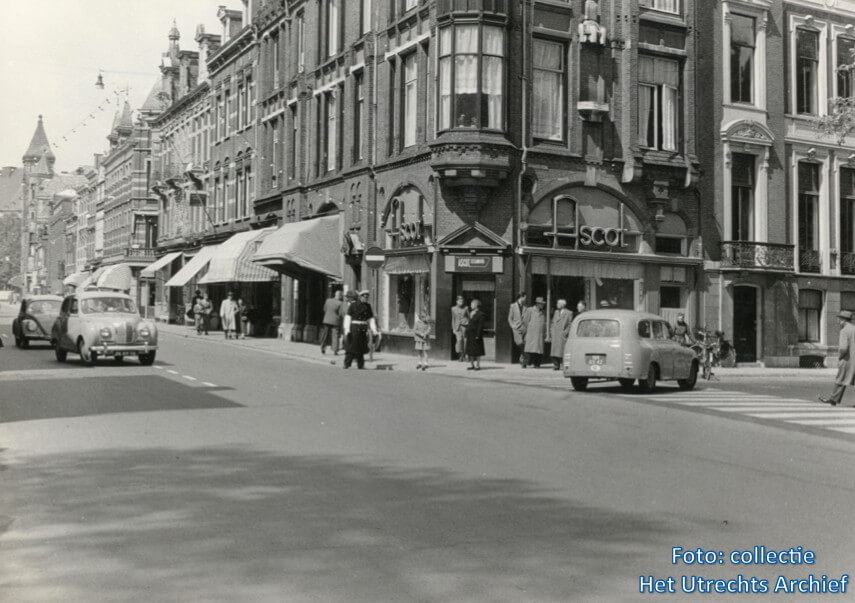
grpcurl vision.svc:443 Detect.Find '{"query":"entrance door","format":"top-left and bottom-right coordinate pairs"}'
top-left (733, 286), bottom-right (757, 363)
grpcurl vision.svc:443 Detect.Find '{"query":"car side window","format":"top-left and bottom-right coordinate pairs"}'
top-left (638, 320), bottom-right (651, 338)
top-left (69, 299), bottom-right (79, 315)
top-left (60, 298), bottom-right (69, 314)
top-left (652, 321), bottom-right (665, 340)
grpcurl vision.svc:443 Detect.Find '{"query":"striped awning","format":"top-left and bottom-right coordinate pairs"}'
top-left (164, 245), bottom-right (220, 288)
top-left (63, 272), bottom-right (88, 287)
top-left (384, 254), bottom-right (431, 275)
top-left (198, 228), bottom-right (278, 284)
top-left (140, 251), bottom-right (182, 279)
top-left (253, 215), bottom-right (342, 279)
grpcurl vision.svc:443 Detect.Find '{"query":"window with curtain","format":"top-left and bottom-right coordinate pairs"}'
top-left (638, 55), bottom-right (679, 151)
top-left (361, 0), bottom-right (371, 34)
top-left (402, 53), bottom-right (418, 148)
top-left (224, 89), bottom-right (232, 137)
top-left (731, 153), bottom-right (755, 241)
top-left (730, 14), bottom-right (754, 104)
top-left (837, 37), bottom-right (855, 99)
top-left (289, 105), bottom-right (298, 179)
top-left (797, 28), bottom-right (819, 115)
top-left (354, 74), bottom-right (364, 161)
top-left (327, 0), bottom-right (340, 57)
top-left (272, 34), bottom-right (280, 88)
top-left (841, 168), bottom-right (855, 253)
top-left (640, 0), bottom-right (679, 14)
top-left (326, 93), bottom-right (337, 172)
top-left (798, 162), bottom-right (820, 251)
top-left (532, 39), bottom-right (564, 141)
top-left (437, 24), bottom-right (505, 131)
top-left (798, 289), bottom-right (822, 342)
top-left (297, 12), bottom-right (305, 71)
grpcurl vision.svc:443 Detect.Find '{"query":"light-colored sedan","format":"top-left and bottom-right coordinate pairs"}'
top-left (562, 309), bottom-right (698, 392)
top-left (51, 290), bottom-right (158, 366)
top-left (12, 295), bottom-right (63, 348)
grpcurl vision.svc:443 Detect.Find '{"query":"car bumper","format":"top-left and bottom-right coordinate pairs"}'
top-left (96, 342), bottom-right (157, 356)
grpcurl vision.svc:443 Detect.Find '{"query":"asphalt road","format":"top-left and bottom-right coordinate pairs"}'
top-left (1, 316), bottom-right (854, 602)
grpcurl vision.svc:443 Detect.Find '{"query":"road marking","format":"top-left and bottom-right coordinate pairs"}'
top-left (202, 382), bottom-right (217, 387)
top-left (830, 426), bottom-right (855, 434)
top-left (166, 369), bottom-right (178, 375)
top-left (183, 375), bottom-right (197, 381)
top-left (0, 367), bottom-right (158, 381)
top-left (789, 418), bottom-right (855, 426)
top-left (153, 365), bottom-right (163, 370)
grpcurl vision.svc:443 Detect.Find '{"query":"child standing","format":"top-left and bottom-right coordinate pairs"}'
top-left (413, 311), bottom-right (432, 371)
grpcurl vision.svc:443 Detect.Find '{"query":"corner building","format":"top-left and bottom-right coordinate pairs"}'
top-left (255, 0), bottom-right (702, 361)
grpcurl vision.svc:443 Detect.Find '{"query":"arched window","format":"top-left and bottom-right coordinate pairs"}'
top-left (525, 196), bottom-right (576, 248)
top-left (382, 185), bottom-right (432, 249)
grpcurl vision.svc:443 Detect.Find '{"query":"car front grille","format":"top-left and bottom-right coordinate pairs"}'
top-left (111, 322), bottom-right (134, 344)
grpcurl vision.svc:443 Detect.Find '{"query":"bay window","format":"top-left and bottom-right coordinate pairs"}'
top-left (638, 55), bottom-right (679, 151)
top-left (532, 39), bottom-right (564, 141)
top-left (797, 28), bottom-right (819, 115)
top-left (731, 153), bottom-right (755, 241)
top-left (438, 24), bottom-right (505, 131)
top-left (837, 37), bottom-right (855, 99)
top-left (798, 162), bottom-right (820, 252)
top-left (730, 14), bottom-right (754, 104)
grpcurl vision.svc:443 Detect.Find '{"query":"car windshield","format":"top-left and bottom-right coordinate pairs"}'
top-left (27, 300), bottom-right (60, 314)
top-left (577, 319), bottom-right (621, 338)
top-left (81, 297), bottom-right (137, 314)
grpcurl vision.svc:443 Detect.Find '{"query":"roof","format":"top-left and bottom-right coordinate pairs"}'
top-left (23, 115), bottom-right (54, 161)
top-left (140, 78), bottom-right (167, 114)
top-left (35, 173), bottom-right (88, 198)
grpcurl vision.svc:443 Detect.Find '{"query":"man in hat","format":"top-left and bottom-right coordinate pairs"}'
top-left (451, 295), bottom-right (469, 361)
top-left (522, 296), bottom-right (547, 368)
top-left (508, 291), bottom-right (527, 366)
top-left (819, 310), bottom-right (855, 406)
top-left (343, 289), bottom-right (378, 369)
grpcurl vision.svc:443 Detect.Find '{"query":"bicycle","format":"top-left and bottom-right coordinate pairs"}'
top-left (692, 329), bottom-right (721, 381)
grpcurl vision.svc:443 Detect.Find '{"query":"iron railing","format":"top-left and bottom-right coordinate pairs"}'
top-left (720, 241), bottom-right (794, 271)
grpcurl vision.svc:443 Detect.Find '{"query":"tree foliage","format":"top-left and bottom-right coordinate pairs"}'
top-left (0, 213), bottom-right (22, 289)
top-left (818, 50), bottom-right (855, 144)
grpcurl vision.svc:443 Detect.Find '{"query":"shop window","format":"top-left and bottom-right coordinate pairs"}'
top-left (730, 14), bottom-right (754, 104)
top-left (532, 39), bottom-right (564, 142)
top-left (841, 168), bottom-right (855, 253)
top-left (660, 285), bottom-right (682, 309)
top-left (732, 153), bottom-right (755, 241)
top-left (525, 197), bottom-right (576, 248)
top-left (387, 272), bottom-right (430, 332)
top-left (595, 278), bottom-right (634, 310)
top-left (798, 162), bottom-right (820, 252)
top-left (796, 28), bottom-right (819, 115)
top-left (798, 289), bottom-right (822, 342)
top-left (638, 55), bottom-right (679, 151)
top-left (837, 37), bottom-right (855, 99)
top-left (438, 24), bottom-right (505, 131)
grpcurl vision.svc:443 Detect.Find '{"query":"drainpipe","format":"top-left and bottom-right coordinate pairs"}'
top-left (518, 0), bottom-right (529, 294)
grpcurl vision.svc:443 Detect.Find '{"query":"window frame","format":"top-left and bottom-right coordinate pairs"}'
top-left (532, 37), bottom-right (566, 143)
top-left (729, 13), bottom-right (755, 105)
top-left (798, 288), bottom-right (822, 343)
top-left (841, 167), bottom-right (855, 254)
top-left (639, 0), bottom-right (680, 16)
top-left (401, 52), bottom-right (418, 148)
top-left (796, 27), bottom-right (820, 115)
top-left (731, 152), bottom-right (755, 241)
top-left (637, 55), bottom-right (681, 152)
top-left (836, 35), bottom-right (855, 100)
top-left (798, 161), bottom-right (820, 252)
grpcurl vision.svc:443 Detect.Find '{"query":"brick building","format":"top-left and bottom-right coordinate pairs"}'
top-left (698, 0), bottom-right (855, 367)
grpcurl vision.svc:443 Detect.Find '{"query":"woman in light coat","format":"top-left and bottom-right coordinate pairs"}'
top-left (549, 299), bottom-right (573, 370)
top-left (219, 291), bottom-right (239, 339)
top-left (522, 297), bottom-right (547, 368)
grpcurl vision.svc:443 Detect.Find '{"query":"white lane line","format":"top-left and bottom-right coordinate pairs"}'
top-left (829, 426), bottom-right (855, 434)
top-left (183, 375), bottom-right (197, 381)
top-left (788, 418), bottom-right (855, 426)
top-left (153, 365), bottom-right (163, 370)
top-left (202, 382), bottom-right (217, 387)
top-left (166, 369), bottom-right (178, 375)
top-left (747, 411), bottom-right (855, 419)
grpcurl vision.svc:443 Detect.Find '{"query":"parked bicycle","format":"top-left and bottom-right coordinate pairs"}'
top-left (691, 328), bottom-right (736, 380)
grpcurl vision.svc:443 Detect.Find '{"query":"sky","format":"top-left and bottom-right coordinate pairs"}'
top-left (0, 0), bottom-right (235, 172)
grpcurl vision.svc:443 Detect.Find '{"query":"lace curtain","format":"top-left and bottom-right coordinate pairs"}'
top-left (532, 40), bottom-right (563, 140)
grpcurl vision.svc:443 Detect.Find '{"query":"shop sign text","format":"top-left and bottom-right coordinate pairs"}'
top-left (579, 225), bottom-right (628, 248)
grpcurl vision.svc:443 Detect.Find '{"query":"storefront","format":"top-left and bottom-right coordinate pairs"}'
top-left (164, 244), bottom-right (220, 322)
top-left (139, 251), bottom-right (183, 322)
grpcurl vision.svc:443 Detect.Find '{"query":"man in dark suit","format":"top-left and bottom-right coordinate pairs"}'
top-left (819, 310), bottom-right (855, 406)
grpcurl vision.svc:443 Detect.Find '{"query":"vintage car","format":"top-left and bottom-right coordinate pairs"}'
top-left (12, 295), bottom-right (63, 348)
top-left (563, 309), bottom-right (698, 392)
top-left (51, 290), bottom-right (158, 366)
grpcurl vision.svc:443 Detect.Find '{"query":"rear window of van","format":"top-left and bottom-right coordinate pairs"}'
top-left (576, 319), bottom-right (620, 338)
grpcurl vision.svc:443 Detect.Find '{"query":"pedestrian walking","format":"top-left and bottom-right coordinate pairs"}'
top-left (819, 310), bottom-right (855, 406)
top-left (522, 296), bottom-right (547, 368)
top-left (508, 291), bottom-right (527, 365)
top-left (343, 289), bottom-right (378, 369)
top-left (549, 298), bottom-right (573, 370)
top-left (237, 298), bottom-right (251, 339)
top-left (197, 293), bottom-right (212, 335)
top-left (465, 299), bottom-right (486, 370)
top-left (220, 291), bottom-right (238, 339)
top-left (673, 313), bottom-right (695, 346)
top-left (451, 295), bottom-right (469, 361)
top-left (193, 296), bottom-right (204, 334)
top-left (414, 310), bottom-right (432, 370)
top-left (320, 290), bottom-right (343, 354)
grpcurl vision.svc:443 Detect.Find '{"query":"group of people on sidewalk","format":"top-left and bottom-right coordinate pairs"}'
top-left (508, 292), bottom-right (586, 370)
top-left (319, 288), bottom-right (380, 370)
top-left (190, 290), bottom-right (251, 340)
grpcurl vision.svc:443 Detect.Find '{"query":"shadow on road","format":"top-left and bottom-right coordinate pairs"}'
top-left (0, 447), bottom-right (675, 601)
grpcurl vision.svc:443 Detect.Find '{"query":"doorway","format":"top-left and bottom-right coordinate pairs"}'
top-left (733, 286), bottom-right (758, 363)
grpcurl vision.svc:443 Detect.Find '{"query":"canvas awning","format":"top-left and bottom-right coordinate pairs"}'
top-left (63, 272), bottom-right (88, 287)
top-left (252, 215), bottom-right (342, 279)
top-left (140, 251), bottom-right (182, 279)
top-left (164, 245), bottom-right (220, 287)
top-left (198, 228), bottom-right (278, 284)
top-left (383, 254), bottom-right (431, 275)
top-left (96, 264), bottom-right (133, 291)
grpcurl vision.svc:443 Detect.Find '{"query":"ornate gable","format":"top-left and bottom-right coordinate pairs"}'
top-left (437, 222), bottom-right (510, 252)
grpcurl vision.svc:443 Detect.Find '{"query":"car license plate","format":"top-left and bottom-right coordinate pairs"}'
top-left (586, 354), bottom-right (605, 365)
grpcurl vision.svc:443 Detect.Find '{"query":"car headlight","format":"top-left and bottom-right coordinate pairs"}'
top-left (99, 327), bottom-right (112, 339)
top-left (138, 326), bottom-right (151, 339)
top-left (25, 320), bottom-right (37, 332)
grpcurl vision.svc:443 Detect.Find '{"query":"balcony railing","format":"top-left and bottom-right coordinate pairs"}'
top-left (720, 241), bottom-right (794, 272)
top-left (841, 252), bottom-right (855, 275)
top-left (799, 249), bottom-right (821, 273)
top-left (124, 247), bottom-right (157, 260)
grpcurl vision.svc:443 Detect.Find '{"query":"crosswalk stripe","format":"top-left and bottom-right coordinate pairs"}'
top-left (829, 426), bottom-right (855, 434)
top-left (789, 418), bottom-right (855, 426)
top-left (704, 405), bottom-right (826, 413)
top-left (747, 411), bottom-right (855, 419)
top-left (675, 400), bottom-right (809, 406)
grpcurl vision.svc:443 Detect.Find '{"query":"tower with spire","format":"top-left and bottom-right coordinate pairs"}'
top-left (22, 115), bottom-right (55, 178)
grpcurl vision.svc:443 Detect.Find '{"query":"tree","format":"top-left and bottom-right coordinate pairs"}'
top-left (0, 213), bottom-right (22, 289)
top-left (818, 49), bottom-right (855, 143)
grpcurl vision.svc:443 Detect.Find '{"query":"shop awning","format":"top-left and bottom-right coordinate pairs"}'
top-left (252, 215), bottom-right (342, 279)
top-left (164, 245), bottom-right (220, 288)
top-left (198, 228), bottom-right (278, 284)
top-left (63, 272), bottom-right (88, 287)
top-left (96, 264), bottom-right (133, 291)
top-left (140, 251), bottom-right (182, 279)
top-left (384, 254), bottom-right (431, 275)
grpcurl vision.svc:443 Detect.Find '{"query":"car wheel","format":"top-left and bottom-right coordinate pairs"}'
top-left (570, 377), bottom-right (588, 391)
top-left (55, 345), bottom-right (67, 363)
top-left (618, 378), bottom-right (635, 391)
top-left (79, 339), bottom-right (97, 367)
top-left (139, 351), bottom-right (156, 366)
top-left (638, 364), bottom-right (657, 393)
top-left (678, 361), bottom-right (698, 391)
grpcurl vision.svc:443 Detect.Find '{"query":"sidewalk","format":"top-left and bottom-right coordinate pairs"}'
top-left (157, 322), bottom-right (837, 383)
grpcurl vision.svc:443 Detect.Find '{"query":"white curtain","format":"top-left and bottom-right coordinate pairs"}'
top-left (661, 85), bottom-right (677, 151)
top-left (404, 54), bottom-right (418, 147)
top-left (328, 0), bottom-right (339, 56)
top-left (532, 40), bottom-right (562, 140)
top-left (638, 84), bottom-right (653, 147)
top-left (482, 27), bottom-right (504, 129)
top-left (439, 57), bottom-right (451, 130)
top-left (327, 94), bottom-right (337, 171)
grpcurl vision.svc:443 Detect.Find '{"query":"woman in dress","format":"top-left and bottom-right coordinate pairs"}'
top-left (464, 299), bottom-right (486, 371)
top-left (413, 310), bottom-right (432, 370)
top-left (219, 291), bottom-right (238, 339)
